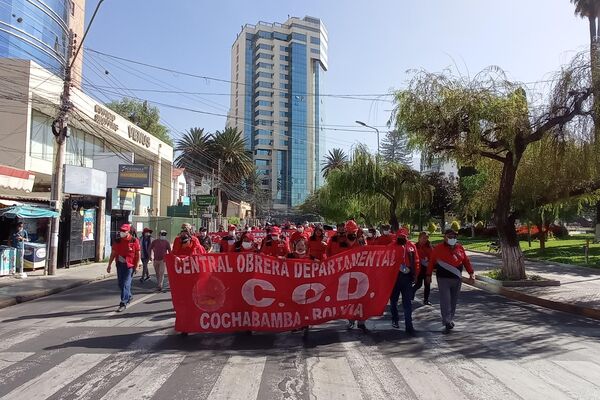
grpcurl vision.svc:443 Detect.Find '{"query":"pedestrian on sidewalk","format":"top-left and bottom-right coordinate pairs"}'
top-left (107, 224), bottom-right (141, 312)
top-left (413, 231), bottom-right (433, 306)
top-left (149, 230), bottom-right (171, 292)
top-left (427, 229), bottom-right (475, 334)
top-left (11, 221), bottom-right (29, 274)
top-left (140, 227), bottom-right (153, 283)
top-left (389, 228), bottom-right (419, 335)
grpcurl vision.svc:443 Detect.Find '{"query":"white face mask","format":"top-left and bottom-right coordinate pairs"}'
top-left (297, 227), bottom-right (304, 233)
top-left (119, 232), bottom-right (128, 238)
top-left (229, 230), bottom-right (236, 236)
top-left (367, 233), bottom-right (374, 238)
top-left (227, 239), bottom-right (235, 245)
top-left (160, 233), bottom-right (167, 238)
top-left (241, 241), bottom-right (253, 250)
top-left (447, 238), bottom-right (457, 246)
top-left (383, 230), bottom-right (390, 235)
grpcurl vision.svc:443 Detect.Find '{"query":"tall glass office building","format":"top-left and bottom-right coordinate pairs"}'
top-left (0, 0), bottom-right (82, 79)
top-left (227, 16), bottom-right (328, 208)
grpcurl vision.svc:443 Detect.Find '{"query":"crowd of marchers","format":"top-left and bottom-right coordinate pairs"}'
top-left (106, 220), bottom-right (475, 335)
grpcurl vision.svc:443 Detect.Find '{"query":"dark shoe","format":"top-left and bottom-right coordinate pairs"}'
top-left (139, 277), bottom-right (144, 283)
top-left (302, 327), bottom-right (309, 339)
top-left (391, 321), bottom-right (400, 329)
top-left (156, 287), bottom-right (163, 293)
top-left (443, 323), bottom-right (452, 334)
top-left (357, 322), bottom-right (368, 332)
top-left (424, 300), bottom-right (432, 306)
top-left (116, 304), bottom-right (126, 313)
top-left (449, 321), bottom-right (455, 330)
top-left (406, 328), bottom-right (417, 336)
top-left (126, 297), bottom-right (133, 305)
top-left (346, 321), bottom-right (355, 330)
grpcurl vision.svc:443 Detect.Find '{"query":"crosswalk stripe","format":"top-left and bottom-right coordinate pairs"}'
top-left (307, 355), bottom-right (363, 400)
top-left (342, 341), bottom-right (416, 399)
top-left (474, 358), bottom-right (569, 400)
top-left (2, 353), bottom-right (109, 400)
top-left (99, 353), bottom-right (185, 400)
top-left (207, 355), bottom-right (267, 400)
top-left (391, 357), bottom-right (466, 400)
top-left (0, 352), bottom-right (34, 371)
top-left (0, 328), bottom-right (43, 352)
top-left (553, 360), bottom-right (600, 388)
top-left (523, 360), bottom-right (600, 400)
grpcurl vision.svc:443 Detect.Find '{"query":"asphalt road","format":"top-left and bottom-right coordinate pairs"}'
top-left (0, 275), bottom-right (599, 400)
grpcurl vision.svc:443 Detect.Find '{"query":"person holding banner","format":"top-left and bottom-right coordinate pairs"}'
top-left (413, 231), bottom-right (433, 305)
top-left (373, 224), bottom-right (395, 245)
top-left (308, 225), bottom-right (328, 261)
top-left (343, 220), bottom-right (368, 331)
top-left (389, 228), bottom-right (419, 334)
top-left (173, 227), bottom-right (205, 256)
top-left (288, 232), bottom-right (310, 259)
top-left (366, 227), bottom-right (378, 245)
top-left (235, 232), bottom-right (258, 253)
top-left (427, 229), bottom-right (475, 334)
top-left (197, 227), bottom-right (213, 252)
top-left (107, 223), bottom-right (141, 312)
top-left (260, 226), bottom-right (290, 258)
top-left (219, 225), bottom-right (238, 253)
top-left (326, 222), bottom-right (346, 257)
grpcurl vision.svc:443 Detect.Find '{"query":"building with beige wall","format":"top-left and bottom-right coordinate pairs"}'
top-left (227, 16), bottom-right (328, 209)
top-left (0, 58), bottom-right (174, 265)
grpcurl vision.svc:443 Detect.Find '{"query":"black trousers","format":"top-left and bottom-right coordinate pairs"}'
top-left (412, 266), bottom-right (430, 302)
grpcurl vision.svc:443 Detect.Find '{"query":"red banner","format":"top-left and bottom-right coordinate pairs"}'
top-left (165, 246), bottom-right (400, 333)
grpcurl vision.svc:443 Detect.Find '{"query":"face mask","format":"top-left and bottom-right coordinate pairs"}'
top-left (447, 238), bottom-right (458, 246)
top-left (297, 227), bottom-right (304, 233)
top-left (367, 233), bottom-right (373, 238)
top-left (227, 239), bottom-right (235, 245)
top-left (242, 241), bottom-right (253, 250)
top-left (397, 237), bottom-right (407, 245)
top-left (271, 235), bottom-right (278, 240)
top-left (296, 248), bottom-right (306, 255)
top-left (144, 232), bottom-right (150, 236)
top-left (160, 233), bottom-right (167, 238)
top-left (383, 230), bottom-right (391, 235)
top-left (119, 232), bottom-right (128, 238)
top-left (229, 231), bottom-right (236, 236)
top-left (200, 232), bottom-right (206, 237)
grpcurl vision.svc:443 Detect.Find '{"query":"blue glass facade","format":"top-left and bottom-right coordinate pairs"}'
top-left (289, 42), bottom-right (308, 206)
top-left (314, 60), bottom-right (323, 188)
top-left (0, 0), bottom-right (70, 76)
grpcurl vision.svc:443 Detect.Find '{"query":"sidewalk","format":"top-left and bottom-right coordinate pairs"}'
top-left (0, 262), bottom-right (113, 309)
top-left (467, 251), bottom-right (600, 318)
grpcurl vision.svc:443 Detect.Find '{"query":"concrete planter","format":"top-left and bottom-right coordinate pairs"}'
top-left (476, 275), bottom-right (561, 287)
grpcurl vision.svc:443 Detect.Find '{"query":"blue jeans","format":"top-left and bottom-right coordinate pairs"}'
top-left (116, 261), bottom-right (134, 306)
top-left (389, 272), bottom-right (414, 330)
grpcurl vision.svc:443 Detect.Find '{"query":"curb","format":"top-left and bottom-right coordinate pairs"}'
top-left (462, 277), bottom-right (600, 321)
top-left (466, 249), bottom-right (598, 269)
top-left (0, 272), bottom-right (113, 310)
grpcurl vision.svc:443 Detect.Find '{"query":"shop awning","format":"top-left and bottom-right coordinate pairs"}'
top-left (0, 205), bottom-right (58, 219)
top-left (0, 166), bottom-right (35, 192)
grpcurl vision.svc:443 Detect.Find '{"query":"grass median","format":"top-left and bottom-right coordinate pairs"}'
top-left (421, 233), bottom-right (600, 269)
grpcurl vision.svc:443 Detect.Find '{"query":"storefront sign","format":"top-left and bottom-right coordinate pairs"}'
top-left (117, 164), bottom-right (152, 188)
top-left (165, 247), bottom-right (400, 333)
top-left (111, 189), bottom-right (136, 211)
top-left (64, 165), bottom-right (107, 198)
top-left (83, 209), bottom-right (96, 241)
top-left (128, 126), bottom-right (151, 148)
top-left (93, 105), bottom-right (118, 131)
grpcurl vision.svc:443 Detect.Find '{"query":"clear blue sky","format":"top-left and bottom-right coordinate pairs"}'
top-left (82, 0), bottom-right (589, 162)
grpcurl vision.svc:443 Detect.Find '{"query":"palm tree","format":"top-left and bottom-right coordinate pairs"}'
top-left (321, 148), bottom-right (349, 178)
top-left (211, 127), bottom-right (254, 215)
top-left (174, 127), bottom-right (212, 179)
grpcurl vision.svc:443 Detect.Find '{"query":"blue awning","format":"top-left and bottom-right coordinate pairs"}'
top-left (0, 205), bottom-right (58, 219)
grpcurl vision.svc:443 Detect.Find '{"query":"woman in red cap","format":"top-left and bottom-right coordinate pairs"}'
top-left (341, 220), bottom-right (368, 331)
top-left (260, 226), bottom-right (290, 258)
top-left (172, 224), bottom-right (205, 256)
top-left (235, 232), bottom-right (258, 252)
top-left (107, 224), bottom-right (141, 312)
top-left (288, 232), bottom-right (310, 259)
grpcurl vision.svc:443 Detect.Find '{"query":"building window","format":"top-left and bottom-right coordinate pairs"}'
top-left (255, 139), bottom-right (273, 146)
top-left (280, 73), bottom-right (289, 80)
top-left (279, 111), bottom-right (289, 117)
top-left (280, 64), bottom-right (289, 71)
top-left (256, 71), bottom-right (273, 79)
top-left (256, 149), bottom-right (271, 156)
top-left (256, 100), bottom-right (273, 107)
top-left (273, 32), bottom-right (288, 41)
top-left (280, 83), bottom-right (289, 89)
top-left (311, 48), bottom-right (320, 54)
top-left (255, 109), bottom-right (273, 116)
top-left (256, 90), bottom-right (273, 97)
top-left (257, 43), bottom-right (273, 50)
top-left (256, 81), bottom-right (273, 88)
top-left (256, 62), bottom-right (274, 69)
top-left (279, 101), bottom-right (289, 108)
top-left (279, 55), bottom-right (289, 61)
top-left (256, 129), bottom-right (273, 136)
top-left (257, 31), bottom-right (272, 39)
top-left (291, 32), bottom-right (307, 42)
top-left (71, 1), bottom-right (75, 16)
top-left (279, 45), bottom-right (289, 52)
top-left (256, 53), bottom-right (273, 60)
top-left (256, 159), bottom-right (270, 166)
top-left (310, 37), bottom-right (320, 45)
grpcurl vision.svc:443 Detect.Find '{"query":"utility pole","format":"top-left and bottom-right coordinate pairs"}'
top-left (48, 0), bottom-right (105, 275)
top-left (217, 159), bottom-right (222, 215)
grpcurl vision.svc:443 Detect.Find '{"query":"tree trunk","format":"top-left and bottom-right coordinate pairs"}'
top-left (389, 199), bottom-right (399, 231)
top-left (589, 16), bottom-right (600, 243)
top-left (537, 223), bottom-right (546, 253)
top-left (440, 207), bottom-right (446, 233)
top-left (470, 215), bottom-right (475, 238)
top-left (495, 155), bottom-right (526, 280)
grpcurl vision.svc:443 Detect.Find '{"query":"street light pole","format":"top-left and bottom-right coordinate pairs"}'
top-left (355, 120), bottom-right (380, 157)
top-left (47, 0), bottom-right (106, 275)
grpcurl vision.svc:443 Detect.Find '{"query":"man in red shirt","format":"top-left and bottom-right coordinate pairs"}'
top-left (107, 224), bottom-right (141, 312)
top-left (427, 229), bottom-right (475, 334)
top-left (373, 224), bottom-right (394, 245)
top-left (389, 228), bottom-right (419, 334)
top-left (172, 225), bottom-right (206, 256)
top-left (260, 226), bottom-right (290, 258)
top-left (219, 224), bottom-right (238, 253)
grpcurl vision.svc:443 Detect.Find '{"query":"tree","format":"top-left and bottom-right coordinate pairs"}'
top-left (326, 148), bottom-right (425, 230)
top-left (380, 130), bottom-right (412, 166)
top-left (210, 127), bottom-right (254, 215)
top-left (106, 98), bottom-right (172, 145)
top-left (321, 148), bottom-right (349, 178)
top-left (424, 172), bottom-right (458, 232)
top-left (174, 127), bottom-right (212, 180)
top-left (392, 58), bottom-right (595, 279)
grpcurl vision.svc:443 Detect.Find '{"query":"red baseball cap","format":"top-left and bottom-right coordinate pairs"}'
top-left (143, 227), bottom-right (153, 234)
top-left (270, 226), bottom-right (282, 235)
top-left (228, 224), bottom-right (236, 231)
top-left (397, 228), bottom-right (409, 237)
top-left (243, 233), bottom-right (255, 241)
top-left (120, 224), bottom-right (131, 232)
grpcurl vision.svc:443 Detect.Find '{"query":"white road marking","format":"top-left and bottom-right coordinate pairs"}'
top-left (307, 355), bottom-right (363, 400)
top-left (524, 359), bottom-right (600, 400)
top-left (99, 353), bottom-right (185, 400)
top-left (554, 360), bottom-right (600, 388)
top-left (207, 355), bottom-right (267, 400)
top-left (103, 292), bottom-right (158, 317)
top-left (391, 357), bottom-right (466, 400)
top-left (0, 328), bottom-right (43, 351)
top-left (2, 353), bottom-right (109, 400)
top-left (0, 352), bottom-right (34, 371)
